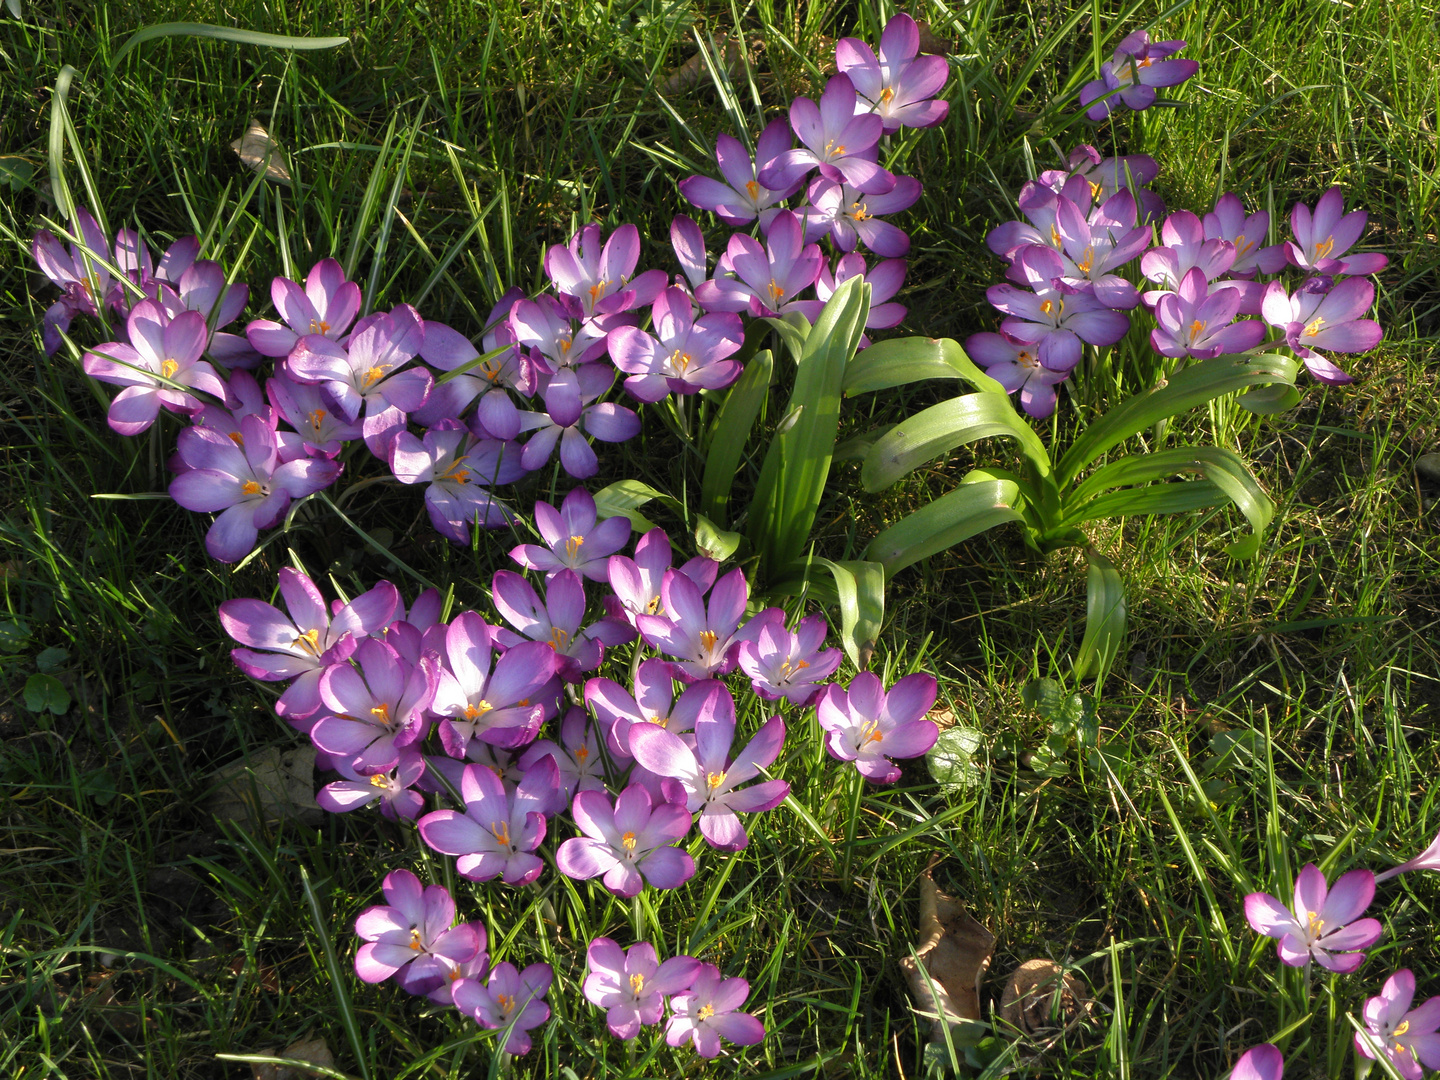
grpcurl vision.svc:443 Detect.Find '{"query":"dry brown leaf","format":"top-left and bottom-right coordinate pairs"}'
top-left (899, 871), bottom-right (995, 1041)
top-left (252, 1034), bottom-right (335, 1080)
top-left (661, 34), bottom-right (748, 95)
top-left (998, 959), bottom-right (1093, 1036)
top-left (915, 22), bottom-right (954, 55)
top-left (231, 120), bottom-right (292, 185)
top-left (207, 744), bottom-right (323, 825)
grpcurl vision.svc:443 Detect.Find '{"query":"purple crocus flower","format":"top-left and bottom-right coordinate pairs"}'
top-left (1046, 190), bottom-right (1151, 309)
top-left (608, 286), bottom-right (745, 402)
top-left (694, 210), bottom-right (825, 321)
top-left (557, 783), bottom-right (695, 896)
top-left (390, 419), bottom-right (523, 543)
top-left (586, 662), bottom-right (709, 760)
top-left (735, 609), bottom-right (842, 707)
top-left (1243, 863), bottom-right (1383, 973)
top-left (544, 223), bottom-right (667, 319)
top-left (32, 208), bottom-right (113, 354)
top-left (670, 215), bottom-right (711, 292)
top-left (1285, 187), bottom-right (1388, 277)
top-left (818, 254), bottom-right (907, 338)
top-left (492, 569), bottom-right (635, 681)
top-left (606, 527), bottom-right (719, 628)
top-left (1079, 30), bottom-right (1199, 121)
top-left (835, 14), bottom-right (950, 132)
top-left (1355, 970), bottom-right (1440, 1080)
top-left (679, 120), bottom-right (804, 229)
top-left (418, 756), bottom-right (560, 885)
top-left (1140, 211), bottom-right (1262, 313)
top-left (509, 293), bottom-right (612, 374)
top-left (82, 301), bottom-right (228, 434)
top-left (425, 945), bottom-right (491, 1007)
top-left (245, 258), bottom-right (362, 358)
top-left (267, 369), bottom-right (365, 458)
top-left (318, 747), bottom-right (427, 820)
top-left (511, 486), bottom-right (632, 579)
top-left (1230, 1045), bottom-right (1284, 1080)
top-left (583, 938), bottom-right (701, 1040)
top-left (759, 74), bottom-right (895, 195)
top-left (453, 962), bottom-right (552, 1056)
top-left (635, 567), bottom-right (751, 681)
top-left (665, 963), bottom-right (766, 1059)
top-left (1150, 268), bottom-right (1266, 359)
top-left (287, 304), bottom-right (432, 455)
top-left (987, 247), bottom-right (1131, 371)
top-left (1039, 146), bottom-right (1163, 221)
top-left (429, 612), bottom-right (558, 755)
top-left (816, 671), bottom-right (939, 783)
top-left (1260, 277), bottom-right (1382, 384)
top-left (986, 176), bottom-right (1091, 261)
top-left (516, 706), bottom-right (610, 804)
top-left (965, 331), bottom-right (1071, 419)
top-left (1204, 194), bottom-right (1287, 277)
top-left (153, 260), bottom-right (255, 367)
top-left (800, 176), bottom-right (921, 257)
top-left (353, 870), bottom-right (482, 994)
top-left (414, 293), bottom-right (535, 438)
top-left (516, 364), bottom-right (641, 479)
top-left (310, 639), bottom-right (439, 774)
top-left (110, 229), bottom-right (200, 310)
top-left (218, 569), bottom-right (399, 720)
top-left (169, 415), bottom-right (341, 562)
top-left (184, 371), bottom-right (283, 463)
top-left (1376, 827), bottom-right (1440, 883)
top-left (628, 682), bottom-right (789, 850)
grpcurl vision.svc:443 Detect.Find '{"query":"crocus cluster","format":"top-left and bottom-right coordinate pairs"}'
top-left (1241, 827), bottom-right (1440, 1079)
top-left (970, 131), bottom-right (1386, 415)
top-left (1079, 30), bottom-right (1199, 121)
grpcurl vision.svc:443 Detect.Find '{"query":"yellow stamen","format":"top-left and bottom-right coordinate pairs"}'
top-left (848, 200), bottom-right (869, 222)
top-left (241, 480), bottom-right (262, 495)
top-left (491, 820), bottom-right (511, 847)
top-left (767, 279), bottom-right (785, 305)
top-left (1315, 236), bottom-right (1335, 260)
top-left (1017, 349), bottom-right (1037, 368)
top-left (1077, 246), bottom-right (1094, 275)
top-left (361, 364), bottom-right (391, 388)
top-left (549, 626), bottom-right (571, 651)
top-left (1235, 234), bottom-right (1253, 256)
top-left (645, 596), bottom-right (661, 615)
top-left (621, 831), bottom-right (637, 851)
top-left (646, 714), bottom-right (669, 728)
top-left (706, 770), bottom-right (726, 791)
top-left (496, 992), bottom-right (515, 1012)
top-left (629, 972), bottom-right (645, 994)
top-left (860, 719), bottom-right (884, 745)
top-left (589, 279), bottom-right (609, 304)
top-left (668, 349), bottom-right (693, 374)
top-left (1189, 320), bottom-right (1206, 340)
top-left (482, 361), bottom-right (503, 382)
top-left (697, 1004), bottom-right (715, 1020)
top-left (1304, 317), bottom-right (1324, 338)
top-left (575, 745), bottom-right (589, 763)
top-left (1050, 225), bottom-right (1062, 248)
top-left (1089, 180), bottom-right (1103, 201)
top-left (1040, 299), bottom-right (1055, 315)
top-left (310, 408), bottom-right (328, 432)
top-left (1306, 912), bottom-right (1325, 938)
top-left (308, 318), bottom-right (332, 335)
top-left (228, 431), bottom-right (245, 447)
top-left (566, 534), bottom-right (586, 560)
top-left (698, 629), bottom-right (718, 653)
top-left (439, 463), bottom-right (472, 485)
top-left (822, 139), bottom-right (846, 157)
top-left (1395, 1020), bottom-right (1411, 1037)
top-left (296, 628), bottom-right (322, 657)
top-left (879, 87), bottom-right (895, 104)
top-left (371, 703), bottom-right (392, 725)
top-left (464, 700), bottom-right (494, 720)
top-left (409, 928), bottom-right (423, 951)
top-left (369, 773), bottom-right (390, 788)
top-left (448, 968), bottom-right (463, 982)
top-left (161, 358), bottom-right (179, 379)
top-left (745, 180), bottom-right (760, 200)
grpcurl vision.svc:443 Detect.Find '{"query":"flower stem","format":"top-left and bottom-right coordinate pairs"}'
top-left (838, 766), bottom-right (864, 891)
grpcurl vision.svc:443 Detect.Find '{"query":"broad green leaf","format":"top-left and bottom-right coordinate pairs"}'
top-left (700, 349), bottom-right (773, 526)
top-left (24, 672), bottom-right (71, 715)
top-left (842, 336), bottom-right (1005, 396)
top-left (928, 725), bottom-right (985, 793)
top-left (763, 311), bottom-right (812, 363)
top-left (833, 424), bottom-right (894, 464)
top-left (1056, 353), bottom-right (1298, 488)
top-left (866, 479), bottom-right (1026, 578)
top-left (811, 557), bottom-right (885, 669)
top-left (693, 515), bottom-right (742, 561)
top-left (35, 647), bottom-right (69, 673)
top-left (1074, 549), bottom-right (1125, 685)
top-left (110, 23), bottom-right (350, 68)
top-left (862, 393), bottom-right (1052, 493)
top-left (593, 479), bottom-right (667, 532)
top-left (1020, 678), bottom-right (1065, 723)
top-left (749, 277), bottom-right (869, 575)
top-left (1063, 446), bottom-right (1273, 558)
top-left (0, 619), bottom-right (32, 651)
top-left (1061, 480), bottom-right (1226, 526)
top-left (0, 155), bottom-right (33, 191)
top-left (1237, 383), bottom-right (1303, 415)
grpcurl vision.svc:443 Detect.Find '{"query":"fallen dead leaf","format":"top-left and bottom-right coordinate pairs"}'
top-left (252, 1034), bottom-right (335, 1080)
top-left (915, 22), bottom-right (954, 55)
top-left (231, 120), bottom-right (292, 184)
top-left (998, 959), bottom-right (1093, 1036)
top-left (899, 871), bottom-right (996, 1041)
top-left (661, 33), bottom-right (750, 95)
top-left (207, 744), bottom-right (323, 826)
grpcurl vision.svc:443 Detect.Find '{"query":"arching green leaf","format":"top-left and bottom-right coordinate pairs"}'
top-left (866, 479), bottom-right (1026, 577)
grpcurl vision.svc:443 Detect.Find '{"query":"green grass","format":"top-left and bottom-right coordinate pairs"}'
top-left (2, 0), bottom-right (1439, 1077)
